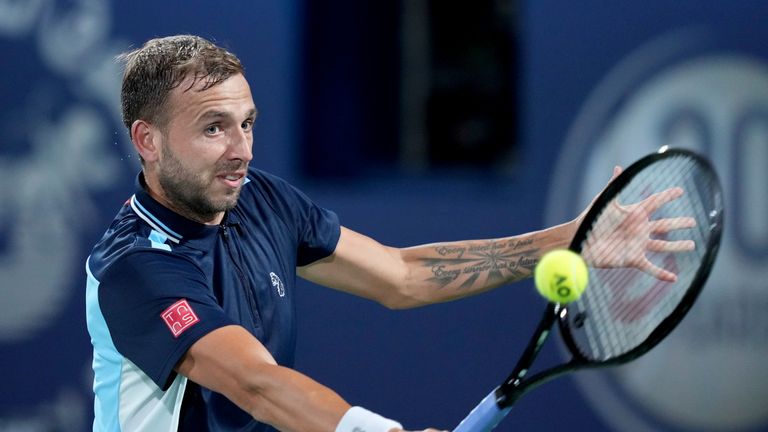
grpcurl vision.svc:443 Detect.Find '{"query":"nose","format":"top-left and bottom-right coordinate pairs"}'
top-left (229, 127), bottom-right (253, 163)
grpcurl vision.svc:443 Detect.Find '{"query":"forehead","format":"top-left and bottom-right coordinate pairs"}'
top-left (167, 73), bottom-right (255, 121)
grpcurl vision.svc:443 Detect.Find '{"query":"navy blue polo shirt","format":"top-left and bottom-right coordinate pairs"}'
top-left (85, 168), bottom-right (340, 431)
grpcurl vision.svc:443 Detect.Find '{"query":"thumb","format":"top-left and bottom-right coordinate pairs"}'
top-left (612, 165), bottom-right (623, 180)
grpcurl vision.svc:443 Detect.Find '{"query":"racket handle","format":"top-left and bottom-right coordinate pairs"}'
top-left (453, 388), bottom-right (511, 432)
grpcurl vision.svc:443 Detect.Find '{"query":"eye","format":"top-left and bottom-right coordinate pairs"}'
top-left (241, 119), bottom-right (254, 132)
top-left (205, 124), bottom-right (222, 135)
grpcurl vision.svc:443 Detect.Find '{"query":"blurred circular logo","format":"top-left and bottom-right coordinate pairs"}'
top-left (546, 29), bottom-right (768, 431)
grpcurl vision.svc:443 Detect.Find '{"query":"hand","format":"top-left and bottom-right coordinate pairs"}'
top-left (578, 167), bottom-right (696, 282)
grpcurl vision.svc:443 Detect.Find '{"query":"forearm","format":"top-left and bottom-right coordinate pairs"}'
top-left (226, 366), bottom-right (408, 432)
top-left (299, 222), bottom-right (578, 310)
top-left (240, 363), bottom-right (350, 432)
top-left (398, 220), bottom-right (577, 305)
top-left (178, 326), bottom-right (350, 432)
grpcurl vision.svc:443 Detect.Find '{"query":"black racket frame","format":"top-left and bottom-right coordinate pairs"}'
top-left (494, 148), bottom-right (724, 409)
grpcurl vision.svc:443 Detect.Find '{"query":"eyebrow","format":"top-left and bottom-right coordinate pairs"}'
top-left (197, 108), bottom-right (258, 123)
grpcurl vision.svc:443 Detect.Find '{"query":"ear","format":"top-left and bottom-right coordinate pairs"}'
top-left (131, 120), bottom-right (161, 163)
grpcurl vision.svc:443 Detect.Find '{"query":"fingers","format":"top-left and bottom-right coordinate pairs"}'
top-left (650, 217), bottom-right (696, 233)
top-left (648, 217), bottom-right (696, 252)
top-left (637, 257), bottom-right (677, 282)
top-left (639, 187), bottom-right (684, 214)
top-left (647, 239), bottom-right (695, 253)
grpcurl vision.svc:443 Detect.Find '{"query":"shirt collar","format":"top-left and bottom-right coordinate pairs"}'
top-left (130, 173), bottom-right (227, 250)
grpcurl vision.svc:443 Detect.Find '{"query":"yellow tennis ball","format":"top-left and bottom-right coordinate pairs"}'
top-left (534, 249), bottom-right (589, 304)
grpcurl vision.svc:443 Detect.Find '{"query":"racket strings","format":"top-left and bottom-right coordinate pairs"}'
top-left (570, 155), bottom-right (719, 361)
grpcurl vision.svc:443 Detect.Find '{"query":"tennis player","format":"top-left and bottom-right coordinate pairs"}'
top-left (85, 35), bottom-right (687, 432)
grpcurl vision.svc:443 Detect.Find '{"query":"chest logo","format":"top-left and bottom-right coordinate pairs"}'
top-left (269, 272), bottom-right (286, 297)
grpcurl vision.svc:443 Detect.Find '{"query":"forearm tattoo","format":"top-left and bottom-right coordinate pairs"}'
top-left (421, 238), bottom-right (540, 290)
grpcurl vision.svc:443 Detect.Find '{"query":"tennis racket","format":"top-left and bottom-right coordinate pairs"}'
top-left (453, 148), bottom-right (724, 431)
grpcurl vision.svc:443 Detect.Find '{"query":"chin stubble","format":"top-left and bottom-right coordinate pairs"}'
top-left (157, 147), bottom-right (245, 223)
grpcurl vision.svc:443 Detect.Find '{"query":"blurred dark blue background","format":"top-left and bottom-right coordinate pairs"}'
top-left (1, 1), bottom-right (767, 431)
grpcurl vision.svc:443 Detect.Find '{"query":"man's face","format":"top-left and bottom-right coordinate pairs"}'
top-left (150, 73), bottom-right (256, 224)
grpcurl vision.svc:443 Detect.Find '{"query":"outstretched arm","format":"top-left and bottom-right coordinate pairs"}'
top-left (177, 325), bottom-right (350, 432)
top-left (177, 325), bottom-right (442, 431)
top-left (299, 166), bottom-right (695, 308)
top-left (297, 171), bottom-right (623, 309)
top-left (298, 221), bottom-right (577, 309)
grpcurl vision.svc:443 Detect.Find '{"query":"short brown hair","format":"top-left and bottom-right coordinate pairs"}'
top-left (118, 35), bottom-right (245, 137)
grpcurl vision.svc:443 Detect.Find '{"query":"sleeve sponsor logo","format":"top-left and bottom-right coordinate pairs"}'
top-left (160, 299), bottom-right (200, 338)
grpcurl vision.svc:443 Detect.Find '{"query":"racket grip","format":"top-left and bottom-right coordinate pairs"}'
top-left (453, 387), bottom-right (511, 432)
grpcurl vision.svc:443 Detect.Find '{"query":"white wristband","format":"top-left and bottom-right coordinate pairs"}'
top-left (335, 406), bottom-right (403, 432)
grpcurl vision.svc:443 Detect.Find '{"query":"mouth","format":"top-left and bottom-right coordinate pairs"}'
top-left (216, 171), bottom-right (246, 188)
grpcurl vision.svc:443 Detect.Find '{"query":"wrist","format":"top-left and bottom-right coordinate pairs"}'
top-left (335, 406), bottom-right (403, 432)
top-left (540, 220), bottom-right (578, 254)
top-left (565, 217), bottom-right (581, 243)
